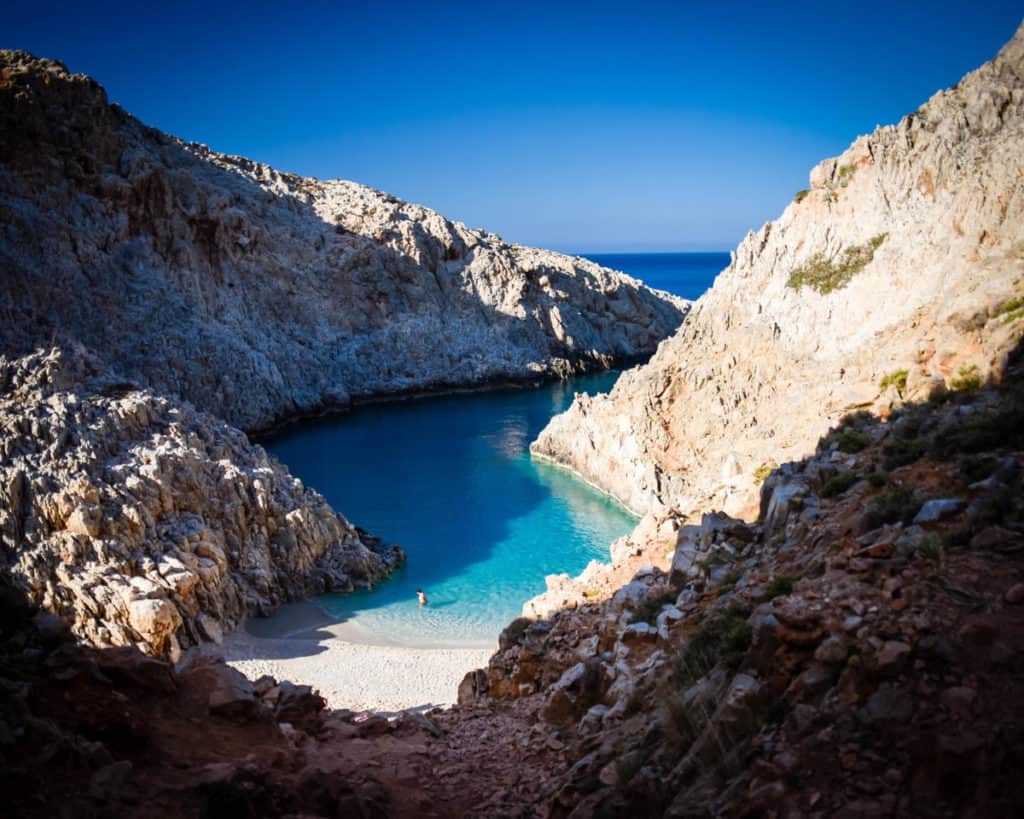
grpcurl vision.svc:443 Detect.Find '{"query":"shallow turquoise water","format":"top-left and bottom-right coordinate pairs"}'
top-left (262, 372), bottom-right (637, 646)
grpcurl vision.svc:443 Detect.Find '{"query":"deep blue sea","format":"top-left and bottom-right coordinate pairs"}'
top-left (580, 251), bottom-right (728, 300)
top-left (263, 371), bottom-right (636, 647)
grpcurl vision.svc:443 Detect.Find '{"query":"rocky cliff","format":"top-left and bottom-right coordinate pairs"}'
top-left (8, 339), bottom-right (1024, 819)
top-left (0, 346), bottom-right (403, 660)
top-left (0, 50), bottom-right (687, 432)
top-left (532, 24), bottom-right (1024, 519)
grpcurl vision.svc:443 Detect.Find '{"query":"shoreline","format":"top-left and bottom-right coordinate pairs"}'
top-left (245, 353), bottom-right (656, 441)
top-left (222, 600), bottom-right (494, 713)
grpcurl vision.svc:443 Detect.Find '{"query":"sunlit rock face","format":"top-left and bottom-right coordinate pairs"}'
top-left (0, 49), bottom-right (687, 432)
top-left (532, 23), bottom-right (1024, 519)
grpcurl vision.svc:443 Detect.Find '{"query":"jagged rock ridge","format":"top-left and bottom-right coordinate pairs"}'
top-left (532, 23), bottom-right (1024, 519)
top-left (0, 346), bottom-right (403, 660)
top-left (0, 49), bottom-right (687, 432)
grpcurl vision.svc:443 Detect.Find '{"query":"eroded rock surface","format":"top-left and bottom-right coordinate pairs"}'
top-left (0, 346), bottom-right (403, 659)
top-left (532, 24), bottom-right (1024, 519)
top-left (0, 49), bottom-right (686, 432)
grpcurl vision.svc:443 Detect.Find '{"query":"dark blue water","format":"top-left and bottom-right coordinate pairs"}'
top-left (579, 252), bottom-right (728, 300)
top-left (263, 371), bottom-right (637, 647)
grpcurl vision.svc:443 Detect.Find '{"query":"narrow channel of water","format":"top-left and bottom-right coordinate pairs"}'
top-left (261, 371), bottom-right (637, 646)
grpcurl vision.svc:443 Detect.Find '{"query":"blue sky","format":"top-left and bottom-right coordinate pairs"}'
top-left (5, 2), bottom-right (1021, 251)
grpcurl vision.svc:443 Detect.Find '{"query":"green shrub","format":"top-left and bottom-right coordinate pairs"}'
top-left (879, 369), bottom-right (909, 394)
top-left (882, 436), bottom-right (927, 470)
top-left (820, 411), bottom-right (875, 454)
top-left (950, 364), bottom-right (983, 393)
top-left (996, 295), bottom-right (1023, 317)
top-left (835, 427), bottom-right (871, 453)
top-left (718, 568), bottom-right (744, 593)
top-left (765, 575), bottom-right (794, 599)
top-left (932, 403), bottom-right (1024, 457)
top-left (786, 234), bottom-right (888, 294)
top-left (863, 486), bottom-right (920, 530)
top-left (675, 606), bottom-right (753, 685)
top-left (866, 471), bottom-right (888, 488)
top-left (794, 189), bottom-right (809, 203)
top-left (753, 462), bottom-right (776, 484)
top-left (822, 471), bottom-right (861, 498)
top-left (957, 454), bottom-right (999, 483)
top-left (917, 534), bottom-right (943, 562)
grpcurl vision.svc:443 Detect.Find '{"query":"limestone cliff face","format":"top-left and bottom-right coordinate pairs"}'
top-left (0, 347), bottom-right (404, 660)
top-left (532, 24), bottom-right (1024, 518)
top-left (0, 51), bottom-right (687, 432)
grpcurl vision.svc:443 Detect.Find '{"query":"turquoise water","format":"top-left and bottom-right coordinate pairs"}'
top-left (262, 371), bottom-right (637, 647)
top-left (579, 252), bottom-right (728, 300)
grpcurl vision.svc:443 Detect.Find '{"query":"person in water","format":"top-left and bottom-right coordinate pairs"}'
top-left (416, 589), bottom-right (428, 606)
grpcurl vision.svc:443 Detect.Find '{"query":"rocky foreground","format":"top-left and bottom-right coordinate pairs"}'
top-left (532, 23), bottom-right (1024, 520)
top-left (0, 346), bottom-right (403, 661)
top-left (0, 49), bottom-right (686, 432)
top-left (5, 339), bottom-right (1024, 818)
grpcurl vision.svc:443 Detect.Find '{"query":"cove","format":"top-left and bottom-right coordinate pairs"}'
top-left (260, 372), bottom-right (637, 648)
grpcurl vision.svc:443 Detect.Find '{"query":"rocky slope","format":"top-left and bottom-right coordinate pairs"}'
top-left (7, 340), bottom-right (1024, 819)
top-left (532, 23), bottom-right (1024, 519)
top-left (0, 50), bottom-right (687, 432)
top-left (0, 346), bottom-right (403, 661)
top-left (462, 342), bottom-right (1024, 817)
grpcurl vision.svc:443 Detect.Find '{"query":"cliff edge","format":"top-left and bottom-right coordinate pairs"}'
top-left (532, 23), bottom-right (1024, 519)
top-left (0, 50), bottom-right (687, 432)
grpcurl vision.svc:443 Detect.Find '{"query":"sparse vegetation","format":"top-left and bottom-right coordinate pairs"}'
top-left (718, 567), bottom-right (744, 594)
top-left (957, 454), bottom-right (999, 483)
top-left (753, 462), bottom-right (776, 484)
top-left (675, 606), bottom-right (753, 685)
top-left (866, 471), bottom-right (888, 488)
top-left (822, 471), bottom-right (861, 498)
top-left (765, 575), bottom-right (794, 599)
top-left (697, 551), bottom-right (732, 577)
top-left (863, 486), bottom-right (921, 530)
top-left (820, 411), bottom-right (875, 454)
top-left (950, 364), bottom-right (983, 392)
top-left (879, 369), bottom-right (909, 394)
top-left (917, 534), bottom-right (944, 562)
top-left (932, 401), bottom-right (1024, 457)
top-left (794, 189), bottom-right (809, 203)
top-left (882, 435), bottom-right (928, 470)
top-left (836, 427), bottom-right (871, 453)
top-left (996, 295), bottom-right (1024, 322)
top-left (929, 577), bottom-right (987, 611)
top-left (786, 233), bottom-right (888, 294)
top-left (632, 590), bottom-right (676, 625)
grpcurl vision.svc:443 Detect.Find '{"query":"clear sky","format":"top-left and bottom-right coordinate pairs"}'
top-left (4, 1), bottom-right (1021, 251)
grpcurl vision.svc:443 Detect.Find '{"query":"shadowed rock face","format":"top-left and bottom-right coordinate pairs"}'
top-left (0, 346), bottom-right (404, 660)
top-left (0, 50), bottom-right (687, 432)
top-left (532, 23), bottom-right (1024, 520)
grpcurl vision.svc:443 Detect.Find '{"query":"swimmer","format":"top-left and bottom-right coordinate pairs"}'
top-left (416, 588), bottom-right (428, 606)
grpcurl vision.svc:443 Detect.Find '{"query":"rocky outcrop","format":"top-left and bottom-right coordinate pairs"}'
top-left (0, 50), bottom-right (687, 432)
top-left (462, 342), bottom-right (1024, 817)
top-left (0, 346), bottom-right (403, 660)
top-left (532, 23), bottom-right (1024, 519)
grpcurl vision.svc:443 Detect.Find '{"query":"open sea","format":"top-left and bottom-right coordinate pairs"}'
top-left (579, 251), bottom-right (728, 300)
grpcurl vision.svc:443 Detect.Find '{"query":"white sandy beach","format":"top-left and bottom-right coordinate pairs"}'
top-left (222, 600), bottom-right (494, 713)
